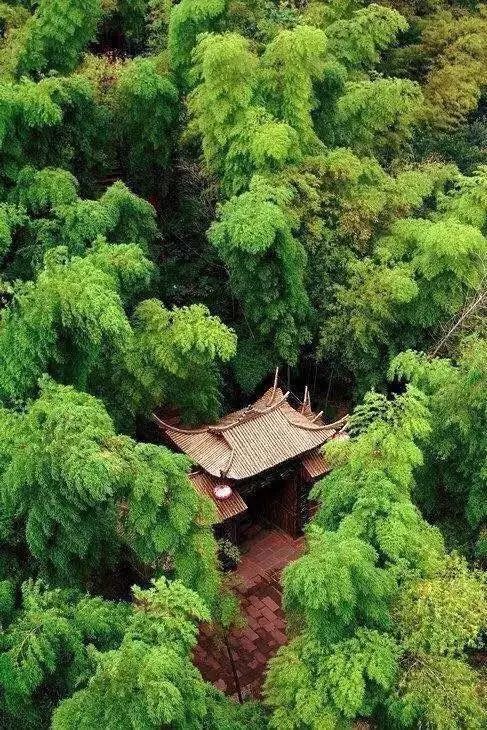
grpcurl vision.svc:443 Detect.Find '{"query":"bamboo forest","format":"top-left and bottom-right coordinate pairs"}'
top-left (0, 0), bottom-right (486, 728)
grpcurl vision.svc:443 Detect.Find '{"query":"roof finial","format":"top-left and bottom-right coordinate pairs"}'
top-left (267, 367), bottom-right (279, 406)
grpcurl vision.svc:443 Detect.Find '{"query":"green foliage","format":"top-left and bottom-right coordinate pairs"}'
top-left (168, 0), bottom-right (226, 81)
top-left (186, 4), bottom-right (453, 389)
top-left (189, 25), bottom-right (328, 195)
top-left (265, 629), bottom-right (400, 730)
top-left (313, 150), bottom-right (457, 251)
top-left (319, 258), bottom-right (418, 390)
top-left (415, 115), bottom-right (487, 176)
top-left (4, 171), bottom-right (157, 278)
top-left (378, 217), bottom-right (487, 327)
top-left (188, 31), bottom-right (262, 195)
top-left (0, 74), bottom-right (107, 190)
top-left (51, 578), bottom-right (210, 729)
top-left (102, 0), bottom-right (151, 49)
top-left (320, 183), bottom-right (487, 388)
top-left (0, 579), bottom-right (129, 729)
top-left (335, 77), bottom-right (422, 157)
top-left (0, 200), bottom-right (25, 261)
top-left (415, 6), bottom-right (487, 131)
top-left (0, 578), bottom-right (14, 624)
top-left (314, 387), bottom-right (443, 577)
top-left (132, 298), bottom-right (236, 423)
top-left (0, 235), bottom-right (234, 425)
top-left (0, 241), bottom-right (153, 410)
top-left (53, 639), bottom-right (210, 729)
top-left (208, 176), bottom-right (310, 389)
top-left (266, 386), bottom-right (485, 729)
top-left (15, 0), bottom-right (103, 77)
top-left (13, 165), bottom-right (78, 211)
top-left (0, 578), bottom-right (243, 729)
top-left (282, 526), bottom-right (395, 644)
top-left (260, 24), bottom-right (327, 153)
top-left (439, 164), bottom-right (487, 233)
top-left (396, 554), bottom-right (486, 656)
top-left (0, 0), bottom-right (486, 727)
top-left (388, 653), bottom-right (486, 730)
top-left (391, 341), bottom-right (487, 554)
top-left (0, 2), bottom-right (29, 36)
top-left (0, 379), bottom-right (221, 599)
top-left (325, 4), bottom-right (408, 70)
top-left (0, 577), bottom-right (249, 730)
top-left (111, 57), bottom-right (179, 194)
top-left (147, 0), bottom-right (172, 53)
top-left (52, 578), bottom-right (264, 730)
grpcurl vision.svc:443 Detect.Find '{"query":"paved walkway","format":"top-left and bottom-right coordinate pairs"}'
top-left (194, 525), bottom-right (304, 698)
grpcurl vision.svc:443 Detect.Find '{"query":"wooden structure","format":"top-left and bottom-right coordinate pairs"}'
top-left (153, 375), bottom-right (348, 543)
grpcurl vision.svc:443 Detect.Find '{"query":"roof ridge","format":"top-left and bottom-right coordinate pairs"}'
top-left (282, 412), bottom-right (349, 432)
top-left (220, 446), bottom-right (236, 477)
top-left (208, 391), bottom-right (290, 434)
top-left (151, 413), bottom-right (209, 435)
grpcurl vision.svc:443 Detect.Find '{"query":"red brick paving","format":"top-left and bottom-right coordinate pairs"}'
top-left (194, 525), bottom-right (304, 699)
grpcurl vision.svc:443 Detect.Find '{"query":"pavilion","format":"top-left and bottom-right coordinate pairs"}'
top-left (153, 374), bottom-right (348, 544)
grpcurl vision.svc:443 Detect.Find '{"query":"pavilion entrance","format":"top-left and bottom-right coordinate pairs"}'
top-left (239, 473), bottom-right (305, 540)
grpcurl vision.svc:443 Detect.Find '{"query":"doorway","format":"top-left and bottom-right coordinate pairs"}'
top-left (241, 476), bottom-right (301, 538)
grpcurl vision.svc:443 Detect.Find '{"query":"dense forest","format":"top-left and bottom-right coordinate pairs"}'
top-left (0, 0), bottom-right (486, 727)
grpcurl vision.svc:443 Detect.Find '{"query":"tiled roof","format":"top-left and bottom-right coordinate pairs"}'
top-left (189, 471), bottom-right (248, 523)
top-left (154, 387), bottom-right (345, 480)
top-left (301, 449), bottom-right (331, 480)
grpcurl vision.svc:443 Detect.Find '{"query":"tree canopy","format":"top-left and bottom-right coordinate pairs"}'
top-left (265, 389), bottom-right (486, 729)
top-left (0, 0), bottom-right (486, 727)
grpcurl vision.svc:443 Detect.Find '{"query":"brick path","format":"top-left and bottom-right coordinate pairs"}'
top-left (194, 526), bottom-right (304, 699)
